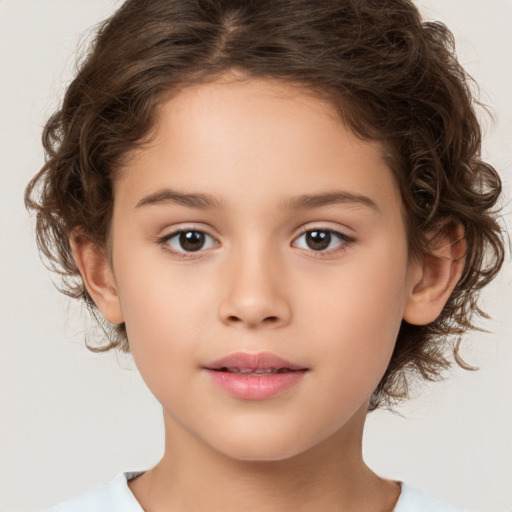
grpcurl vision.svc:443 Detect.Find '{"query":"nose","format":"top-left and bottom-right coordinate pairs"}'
top-left (217, 246), bottom-right (292, 329)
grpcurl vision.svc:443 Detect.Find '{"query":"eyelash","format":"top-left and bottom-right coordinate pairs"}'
top-left (157, 227), bottom-right (355, 260)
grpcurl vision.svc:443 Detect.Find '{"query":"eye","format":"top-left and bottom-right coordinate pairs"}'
top-left (293, 228), bottom-right (353, 253)
top-left (160, 229), bottom-right (218, 254)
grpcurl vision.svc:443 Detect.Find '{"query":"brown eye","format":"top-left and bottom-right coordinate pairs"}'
top-left (179, 231), bottom-right (205, 252)
top-left (162, 229), bottom-right (218, 254)
top-left (305, 230), bottom-right (331, 251)
top-left (293, 228), bottom-right (352, 253)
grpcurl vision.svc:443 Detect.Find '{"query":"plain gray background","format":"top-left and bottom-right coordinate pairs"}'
top-left (0, 1), bottom-right (511, 511)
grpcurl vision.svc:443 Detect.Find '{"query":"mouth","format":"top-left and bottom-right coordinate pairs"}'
top-left (203, 352), bottom-right (308, 400)
top-left (204, 351), bottom-right (308, 374)
top-left (212, 367), bottom-right (302, 375)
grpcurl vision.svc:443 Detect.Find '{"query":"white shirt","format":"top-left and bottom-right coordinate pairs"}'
top-left (46, 471), bottom-right (465, 511)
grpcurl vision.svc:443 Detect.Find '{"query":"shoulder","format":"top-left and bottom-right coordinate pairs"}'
top-left (394, 482), bottom-right (465, 512)
top-left (45, 471), bottom-right (144, 512)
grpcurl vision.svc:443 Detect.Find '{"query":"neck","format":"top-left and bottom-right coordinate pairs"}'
top-left (129, 404), bottom-right (401, 512)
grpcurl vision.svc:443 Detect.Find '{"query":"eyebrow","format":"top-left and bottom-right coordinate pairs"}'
top-left (136, 189), bottom-right (225, 209)
top-left (135, 188), bottom-right (378, 211)
top-left (281, 191), bottom-right (379, 211)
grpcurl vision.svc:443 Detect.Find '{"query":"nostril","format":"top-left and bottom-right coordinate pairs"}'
top-left (225, 314), bottom-right (280, 325)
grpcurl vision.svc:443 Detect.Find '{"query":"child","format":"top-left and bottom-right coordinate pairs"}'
top-left (24, 0), bottom-right (505, 510)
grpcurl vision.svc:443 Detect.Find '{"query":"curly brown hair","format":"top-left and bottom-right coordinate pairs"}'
top-left (25, 0), bottom-right (504, 411)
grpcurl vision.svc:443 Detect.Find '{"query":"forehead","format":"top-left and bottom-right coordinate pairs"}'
top-left (148, 76), bottom-right (346, 161)
top-left (115, 75), bottom-right (401, 215)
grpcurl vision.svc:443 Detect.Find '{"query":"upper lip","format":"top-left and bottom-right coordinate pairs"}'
top-left (204, 352), bottom-right (307, 371)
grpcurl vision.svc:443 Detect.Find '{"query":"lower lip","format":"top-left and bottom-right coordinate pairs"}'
top-left (205, 370), bottom-right (307, 400)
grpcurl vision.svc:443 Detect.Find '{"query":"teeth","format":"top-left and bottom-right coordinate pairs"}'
top-left (225, 367), bottom-right (283, 374)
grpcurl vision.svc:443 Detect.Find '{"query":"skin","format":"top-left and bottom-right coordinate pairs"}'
top-left (72, 73), bottom-right (464, 511)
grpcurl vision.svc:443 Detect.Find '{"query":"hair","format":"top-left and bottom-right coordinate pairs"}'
top-left (25, 0), bottom-right (505, 411)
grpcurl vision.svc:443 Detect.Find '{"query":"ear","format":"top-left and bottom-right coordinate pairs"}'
top-left (70, 230), bottom-right (124, 325)
top-left (403, 221), bottom-right (466, 325)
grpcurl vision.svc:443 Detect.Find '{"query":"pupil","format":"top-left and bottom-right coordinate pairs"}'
top-left (180, 231), bottom-right (205, 251)
top-left (306, 230), bottom-right (331, 251)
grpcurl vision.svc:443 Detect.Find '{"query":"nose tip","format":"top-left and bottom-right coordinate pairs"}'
top-left (217, 256), bottom-right (292, 329)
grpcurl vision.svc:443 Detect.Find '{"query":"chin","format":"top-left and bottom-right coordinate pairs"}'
top-left (223, 446), bottom-right (306, 463)
top-left (207, 426), bottom-right (320, 463)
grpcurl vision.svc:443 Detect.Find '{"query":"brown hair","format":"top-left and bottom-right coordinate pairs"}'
top-left (25, 0), bottom-right (504, 411)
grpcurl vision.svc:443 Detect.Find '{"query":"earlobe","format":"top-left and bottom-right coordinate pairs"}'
top-left (70, 231), bottom-right (124, 325)
top-left (403, 221), bottom-right (466, 326)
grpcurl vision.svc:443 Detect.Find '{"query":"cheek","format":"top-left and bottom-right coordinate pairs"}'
top-left (114, 259), bottom-right (225, 395)
top-left (117, 274), bottom-right (206, 411)
top-left (306, 245), bottom-right (409, 387)
top-left (112, 250), bottom-right (198, 358)
top-left (119, 275), bottom-right (205, 347)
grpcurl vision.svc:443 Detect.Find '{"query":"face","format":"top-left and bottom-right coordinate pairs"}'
top-left (107, 75), bottom-right (418, 461)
